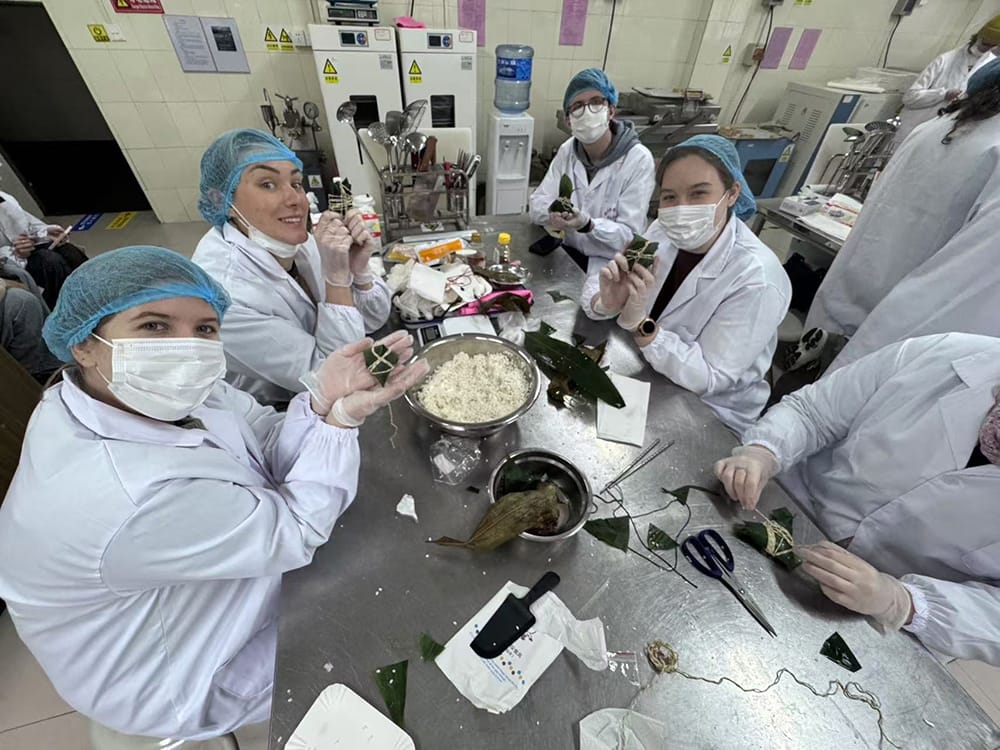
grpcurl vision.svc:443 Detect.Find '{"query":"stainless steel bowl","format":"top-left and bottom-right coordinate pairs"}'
top-left (404, 333), bottom-right (541, 437)
top-left (487, 449), bottom-right (592, 542)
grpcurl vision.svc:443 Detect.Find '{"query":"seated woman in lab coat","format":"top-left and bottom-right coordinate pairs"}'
top-left (193, 128), bottom-right (391, 407)
top-left (716, 332), bottom-right (1000, 665)
top-left (0, 246), bottom-right (425, 747)
top-left (584, 135), bottom-right (790, 436)
top-left (528, 68), bottom-right (655, 281)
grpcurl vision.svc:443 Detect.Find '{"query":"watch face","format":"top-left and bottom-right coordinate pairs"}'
top-left (639, 318), bottom-right (656, 336)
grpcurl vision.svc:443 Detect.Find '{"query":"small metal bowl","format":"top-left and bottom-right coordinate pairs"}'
top-left (486, 263), bottom-right (532, 287)
top-left (487, 449), bottom-right (592, 542)
top-left (404, 333), bottom-right (541, 437)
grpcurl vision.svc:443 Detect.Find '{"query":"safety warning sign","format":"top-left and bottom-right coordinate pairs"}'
top-left (88, 24), bottom-right (111, 43)
top-left (408, 60), bottom-right (422, 84)
top-left (323, 58), bottom-right (339, 84)
top-left (111, 0), bottom-right (164, 13)
top-left (265, 26), bottom-right (294, 52)
top-left (722, 45), bottom-right (732, 63)
top-left (265, 26), bottom-right (279, 51)
top-left (279, 28), bottom-right (294, 51)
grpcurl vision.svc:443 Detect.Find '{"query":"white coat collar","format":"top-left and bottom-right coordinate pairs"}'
top-left (938, 349), bottom-right (1000, 469)
top-left (952, 348), bottom-right (1000, 389)
top-left (58, 371), bottom-right (207, 447)
top-left (221, 222), bottom-right (322, 304)
top-left (650, 216), bottom-right (737, 315)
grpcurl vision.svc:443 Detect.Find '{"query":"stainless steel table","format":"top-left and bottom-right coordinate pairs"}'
top-left (269, 218), bottom-right (998, 749)
top-left (754, 197), bottom-right (845, 258)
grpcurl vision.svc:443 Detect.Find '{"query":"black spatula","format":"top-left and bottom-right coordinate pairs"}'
top-left (470, 571), bottom-right (561, 659)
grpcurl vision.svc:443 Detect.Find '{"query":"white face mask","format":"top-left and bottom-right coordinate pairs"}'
top-left (657, 195), bottom-right (729, 250)
top-left (93, 335), bottom-right (226, 421)
top-left (570, 106), bottom-right (610, 145)
top-left (230, 205), bottom-right (301, 259)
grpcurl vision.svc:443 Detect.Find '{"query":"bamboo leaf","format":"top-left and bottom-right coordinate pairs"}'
top-left (373, 659), bottom-right (408, 727)
top-left (661, 485), bottom-right (720, 504)
top-left (477, 291), bottom-right (532, 315)
top-left (430, 484), bottom-right (561, 550)
top-left (624, 234), bottom-right (659, 271)
top-left (547, 290), bottom-right (573, 304)
top-left (538, 320), bottom-right (557, 336)
top-left (647, 523), bottom-right (677, 551)
top-left (820, 632), bottom-right (861, 673)
top-left (733, 506), bottom-right (801, 570)
top-left (524, 330), bottom-right (625, 408)
top-left (364, 344), bottom-right (398, 386)
top-left (559, 174), bottom-right (575, 199)
top-left (419, 633), bottom-right (445, 662)
top-left (584, 517), bottom-right (630, 552)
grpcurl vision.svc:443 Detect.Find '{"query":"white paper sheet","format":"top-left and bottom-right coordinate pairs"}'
top-left (597, 374), bottom-right (650, 447)
top-left (286, 684), bottom-right (414, 750)
top-left (579, 708), bottom-right (666, 749)
top-left (408, 263), bottom-right (448, 304)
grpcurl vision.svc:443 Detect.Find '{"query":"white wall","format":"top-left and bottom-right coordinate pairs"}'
top-left (26, 0), bottom-right (999, 222)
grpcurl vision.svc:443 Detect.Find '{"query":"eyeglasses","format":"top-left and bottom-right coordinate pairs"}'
top-left (567, 96), bottom-right (609, 118)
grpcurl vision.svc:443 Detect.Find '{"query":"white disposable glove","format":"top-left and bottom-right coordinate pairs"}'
top-left (593, 254), bottom-right (630, 316)
top-left (328, 355), bottom-right (430, 428)
top-left (344, 209), bottom-right (376, 285)
top-left (314, 211), bottom-right (353, 287)
top-left (616, 261), bottom-right (658, 331)
top-left (300, 330), bottom-right (416, 415)
top-left (714, 445), bottom-right (780, 510)
top-left (798, 542), bottom-right (914, 630)
top-left (548, 210), bottom-right (589, 232)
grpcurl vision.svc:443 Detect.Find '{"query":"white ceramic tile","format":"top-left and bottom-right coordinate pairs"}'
top-left (69, 48), bottom-right (131, 104)
top-left (146, 50), bottom-right (195, 102)
top-left (247, 51), bottom-right (280, 94)
top-left (187, 72), bottom-right (225, 102)
top-left (0, 711), bottom-right (90, 750)
top-left (285, 0), bottom-right (315, 29)
top-left (128, 14), bottom-right (174, 51)
top-left (155, 146), bottom-right (201, 189)
top-left (272, 54), bottom-right (308, 95)
top-left (112, 49), bottom-right (165, 102)
top-left (221, 72), bottom-right (254, 102)
top-left (168, 102), bottom-right (211, 148)
top-left (197, 0), bottom-right (229, 17)
top-left (0, 614), bottom-right (73, 733)
top-left (135, 102), bottom-right (184, 148)
top-left (146, 188), bottom-right (190, 223)
top-left (160, 0), bottom-right (196, 14)
top-left (195, 102), bottom-right (232, 143)
top-left (127, 149), bottom-right (172, 191)
top-left (178, 187), bottom-right (204, 223)
top-left (100, 102), bottom-right (154, 149)
top-left (225, 102), bottom-right (264, 131)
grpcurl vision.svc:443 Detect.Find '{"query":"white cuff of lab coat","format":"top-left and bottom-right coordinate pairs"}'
top-left (901, 580), bottom-right (930, 635)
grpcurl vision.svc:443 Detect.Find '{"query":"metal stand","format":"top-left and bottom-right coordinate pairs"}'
top-left (379, 165), bottom-right (470, 242)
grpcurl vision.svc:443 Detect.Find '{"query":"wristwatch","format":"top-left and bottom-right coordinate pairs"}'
top-left (636, 318), bottom-right (657, 337)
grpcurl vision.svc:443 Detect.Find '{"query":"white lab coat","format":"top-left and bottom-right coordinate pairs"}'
top-left (193, 223), bottom-right (391, 406)
top-left (528, 133), bottom-right (655, 277)
top-left (584, 217), bottom-right (790, 436)
top-left (805, 111), bottom-right (1000, 371)
top-left (0, 190), bottom-right (53, 266)
top-left (894, 45), bottom-right (994, 144)
top-left (0, 373), bottom-right (360, 738)
top-left (743, 333), bottom-right (1000, 665)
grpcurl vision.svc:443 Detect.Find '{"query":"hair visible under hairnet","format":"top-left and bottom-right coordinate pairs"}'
top-left (563, 68), bottom-right (619, 114)
top-left (42, 245), bottom-right (230, 362)
top-left (660, 135), bottom-right (758, 221)
top-left (198, 128), bottom-right (303, 227)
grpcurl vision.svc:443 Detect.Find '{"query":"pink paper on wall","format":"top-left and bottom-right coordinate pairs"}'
top-left (760, 26), bottom-right (793, 69)
top-left (458, 0), bottom-right (486, 47)
top-left (559, 0), bottom-right (589, 46)
top-left (789, 28), bottom-right (822, 70)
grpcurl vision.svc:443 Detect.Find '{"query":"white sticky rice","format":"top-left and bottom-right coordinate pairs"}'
top-left (418, 351), bottom-right (530, 422)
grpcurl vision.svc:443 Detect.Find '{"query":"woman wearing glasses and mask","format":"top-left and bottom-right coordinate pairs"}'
top-left (0, 246), bottom-right (426, 748)
top-left (193, 129), bottom-right (391, 407)
top-left (528, 68), bottom-right (655, 280)
top-left (585, 135), bottom-right (790, 436)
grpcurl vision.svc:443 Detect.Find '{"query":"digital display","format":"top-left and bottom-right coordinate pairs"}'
top-left (428, 34), bottom-right (441, 48)
top-left (340, 31), bottom-right (355, 46)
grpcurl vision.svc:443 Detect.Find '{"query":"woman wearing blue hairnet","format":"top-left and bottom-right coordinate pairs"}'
top-left (193, 128), bottom-right (391, 407)
top-left (0, 246), bottom-right (426, 748)
top-left (585, 135), bottom-right (791, 436)
top-left (528, 68), bottom-right (655, 280)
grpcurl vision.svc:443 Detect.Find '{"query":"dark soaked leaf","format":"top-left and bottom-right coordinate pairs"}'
top-left (733, 506), bottom-right (801, 570)
top-left (499, 463), bottom-right (548, 495)
top-left (473, 265), bottom-right (525, 286)
top-left (431, 484), bottom-right (561, 550)
top-left (373, 659), bottom-right (408, 727)
top-left (364, 344), bottom-right (398, 386)
top-left (821, 632), bottom-right (861, 673)
top-left (546, 290), bottom-right (573, 304)
top-left (647, 523), bottom-right (678, 551)
top-left (419, 633), bottom-right (445, 662)
top-left (524, 330), bottom-right (625, 408)
top-left (547, 174), bottom-right (576, 213)
top-left (559, 173), bottom-right (575, 199)
top-left (477, 291), bottom-right (532, 315)
top-left (584, 517), bottom-right (630, 553)
top-left (538, 320), bottom-right (557, 336)
top-left (661, 485), bottom-right (720, 505)
top-left (625, 234), bottom-right (659, 271)
top-left (579, 339), bottom-right (607, 365)
top-left (572, 333), bottom-right (587, 348)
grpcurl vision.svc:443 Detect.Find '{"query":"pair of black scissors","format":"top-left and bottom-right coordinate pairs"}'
top-left (681, 529), bottom-right (777, 637)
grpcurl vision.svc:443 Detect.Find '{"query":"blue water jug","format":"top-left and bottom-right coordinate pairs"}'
top-left (494, 44), bottom-right (534, 113)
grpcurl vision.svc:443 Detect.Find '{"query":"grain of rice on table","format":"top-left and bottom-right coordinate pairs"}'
top-left (418, 351), bottom-right (530, 422)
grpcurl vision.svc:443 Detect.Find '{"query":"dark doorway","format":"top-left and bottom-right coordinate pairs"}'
top-left (0, 2), bottom-right (148, 215)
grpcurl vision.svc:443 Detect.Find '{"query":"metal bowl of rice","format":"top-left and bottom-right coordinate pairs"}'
top-left (404, 333), bottom-right (541, 437)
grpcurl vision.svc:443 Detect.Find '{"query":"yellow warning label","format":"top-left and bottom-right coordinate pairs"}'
top-left (88, 24), bottom-right (111, 43)
top-left (279, 28), bottom-right (292, 43)
top-left (106, 211), bottom-right (137, 230)
top-left (323, 59), bottom-right (338, 75)
top-left (116, 0), bottom-right (129, 7)
top-left (264, 27), bottom-right (277, 42)
top-left (408, 60), bottom-right (422, 75)
top-left (722, 44), bottom-right (733, 63)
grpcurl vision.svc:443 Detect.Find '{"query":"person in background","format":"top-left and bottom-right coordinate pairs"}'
top-left (528, 68), bottom-right (655, 291)
top-left (194, 129), bottom-right (391, 407)
top-left (0, 245), bottom-right (426, 749)
top-left (0, 278), bottom-right (61, 381)
top-left (584, 135), bottom-right (790, 436)
top-left (801, 59), bottom-right (1000, 372)
top-left (716, 332), bottom-right (1000, 666)
top-left (892, 14), bottom-right (999, 145)
top-left (0, 190), bottom-right (86, 309)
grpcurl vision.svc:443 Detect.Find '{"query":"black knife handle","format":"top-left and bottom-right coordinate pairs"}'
top-left (523, 571), bottom-right (560, 609)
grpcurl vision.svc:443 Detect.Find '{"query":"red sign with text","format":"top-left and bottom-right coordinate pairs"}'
top-left (111, 0), bottom-right (164, 13)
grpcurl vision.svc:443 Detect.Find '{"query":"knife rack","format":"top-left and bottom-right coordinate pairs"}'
top-left (378, 165), bottom-right (470, 242)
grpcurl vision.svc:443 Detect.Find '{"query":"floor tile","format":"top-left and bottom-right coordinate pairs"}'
top-left (948, 661), bottom-right (1000, 726)
top-left (0, 711), bottom-right (89, 750)
top-left (0, 613), bottom-right (74, 733)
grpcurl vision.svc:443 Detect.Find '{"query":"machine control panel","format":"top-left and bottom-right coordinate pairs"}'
top-left (339, 31), bottom-right (369, 47)
top-left (427, 33), bottom-right (453, 49)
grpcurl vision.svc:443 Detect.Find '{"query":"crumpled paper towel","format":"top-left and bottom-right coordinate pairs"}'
top-left (579, 708), bottom-right (666, 749)
top-left (436, 581), bottom-right (608, 714)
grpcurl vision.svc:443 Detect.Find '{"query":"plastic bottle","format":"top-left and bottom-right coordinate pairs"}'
top-left (494, 232), bottom-right (512, 264)
top-left (494, 44), bottom-right (534, 113)
top-left (352, 193), bottom-right (383, 255)
top-left (467, 231), bottom-right (485, 267)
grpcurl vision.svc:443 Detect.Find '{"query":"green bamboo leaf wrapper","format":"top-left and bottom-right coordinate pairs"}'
top-left (548, 174), bottom-right (576, 213)
top-left (820, 631), bottom-right (861, 673)
top-left (584, 517), bottom-right (630, 552)
top-left (431, 484), bottom-right (561, 550)
top-left (419, 633), bottom-right (445, 662)
top-left (661, 485), bottom-right (719, 504)
top-left (647, 523), bottom-right (678, 551)
top-left (372, 659), bottom-right (408, 727)
top-left (624, 234), bottom-right (659, 271)
top-left (364, 344), bottom-right (398, 386)
top-left (733, 506), bottom-right (801, 569)
top-left (524, 330), bottom-right (625, 408)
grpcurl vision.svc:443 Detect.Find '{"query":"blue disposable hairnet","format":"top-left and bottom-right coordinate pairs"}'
top-left (198, 128), bottom-right (302, 227)
top-left (563, 68), bottom-right (619, 113)
top-left (967, 58), bottom-right (1000, 97)
top-left (42, 245), bottom-right (231, 362)
top-left (671, 134), bottom-right (757, 221)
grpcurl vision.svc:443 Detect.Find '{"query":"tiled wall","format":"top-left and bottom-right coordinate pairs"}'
top-left (26, 0), bottom-right (996, 222)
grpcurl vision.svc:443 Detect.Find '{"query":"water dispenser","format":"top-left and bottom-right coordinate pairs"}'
top-left (486, 111), bottom-right (535, 215)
